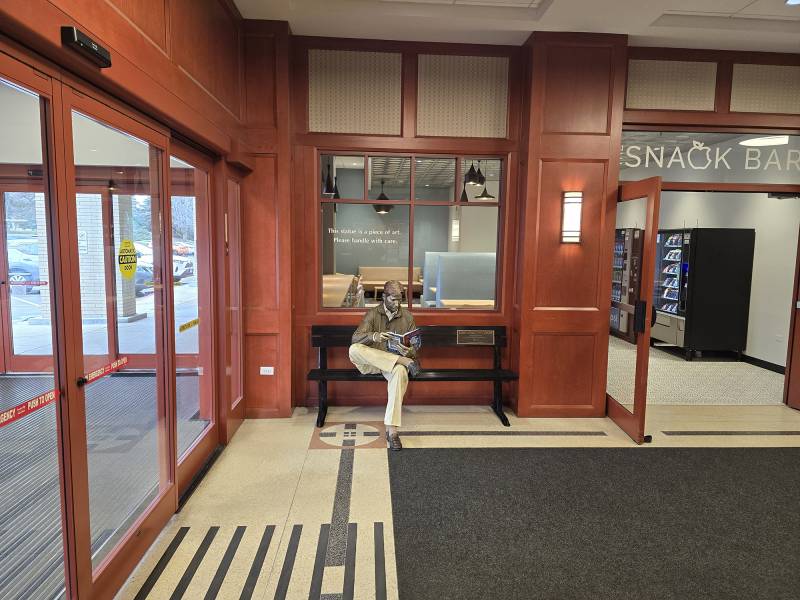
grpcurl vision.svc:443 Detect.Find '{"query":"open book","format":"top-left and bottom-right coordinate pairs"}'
top-left (386, 328), bottom-right (422, 354)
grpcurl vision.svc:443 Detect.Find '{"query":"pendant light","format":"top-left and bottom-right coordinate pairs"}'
top-left (475, 160), bottom-right (486, 186)
top-left (376, 178), bottom-right (390, 201)
top-left (333, 176), bottom-right (340, 199)
top-left (465, 161), bottom-right (480, 186)
top-left (323, 164), bottom-right (335, 196)
top-left (474, 184), bottom-right (495, 201)
top-left (374, 178), bottom-right (393, 213)
top-left (459, 179), bottom-right (468, 202)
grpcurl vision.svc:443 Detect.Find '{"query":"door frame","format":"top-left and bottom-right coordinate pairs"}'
top-left (784, 223), bottom-right (800, 410)
top-left (606, 176), bottom-right (661, 444)
top-left (58, 78), bottom-right (178, 600)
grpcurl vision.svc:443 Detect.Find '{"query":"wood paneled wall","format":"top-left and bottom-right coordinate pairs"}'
top-left (0, 0), bottom-right (246, 153)
top-left (515, 32), bottom-right (628, 417)
top-left (289, 39), bottom-right (524, 409)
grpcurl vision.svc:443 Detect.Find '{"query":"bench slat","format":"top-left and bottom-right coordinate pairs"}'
top-left (308, 368), bottom-right (518, 382)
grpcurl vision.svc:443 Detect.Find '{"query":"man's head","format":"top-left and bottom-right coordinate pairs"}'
top-left (383, 280), bottom-right (403, 313)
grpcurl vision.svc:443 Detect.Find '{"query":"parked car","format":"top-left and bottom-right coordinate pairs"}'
top-left (135, 263), bottom-right (154, 297)
top-left (135, 244), bottom-right (194, 282)
top-left (7, 248), bottom-right (41, 294)
top-left (8, 237), bottom-right (39, 257)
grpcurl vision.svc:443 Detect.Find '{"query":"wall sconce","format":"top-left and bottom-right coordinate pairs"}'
top-left (561, 191), bottom-right (582, 243)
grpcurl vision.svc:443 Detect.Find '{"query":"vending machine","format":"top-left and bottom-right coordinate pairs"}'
top-left (651, 228), bottom-right (755, 360)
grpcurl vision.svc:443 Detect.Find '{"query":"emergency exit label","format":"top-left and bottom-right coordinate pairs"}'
top-left (118, 239), bottom-right (137, 280)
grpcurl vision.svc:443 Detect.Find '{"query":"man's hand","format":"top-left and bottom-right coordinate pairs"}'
top-left (372, 332), bottom-right (393, 343)
top-left (395, 342), bottom-right (412, 357)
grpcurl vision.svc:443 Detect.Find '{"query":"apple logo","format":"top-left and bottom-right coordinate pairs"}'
top-left (687, 140), bottom-right (712, 170)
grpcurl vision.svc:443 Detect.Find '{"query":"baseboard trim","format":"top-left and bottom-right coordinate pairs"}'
top-left (742, 354), bottom-right (785, 375)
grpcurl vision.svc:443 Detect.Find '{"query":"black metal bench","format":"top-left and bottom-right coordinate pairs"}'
top-left (308, 325), bottom-right (517, 428)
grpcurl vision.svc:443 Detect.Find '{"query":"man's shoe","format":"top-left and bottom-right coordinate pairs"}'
top-left (406, 361), bottom-right (421, 378)
top-left (386, 431), bottom-right (403, 451)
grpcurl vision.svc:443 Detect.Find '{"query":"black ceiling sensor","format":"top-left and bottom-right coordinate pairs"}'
top-left (61, 26), bottom-right (112, 68)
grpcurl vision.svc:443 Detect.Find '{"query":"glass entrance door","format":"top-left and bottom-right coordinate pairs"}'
top-left (606, 177), bottom-right (662, 444)
top-left (169, 150), bottom-right (217, 490)
top-left (62, 86), bottom-right (173, 588)
top-left (0, 66), bottom-right (67, 599)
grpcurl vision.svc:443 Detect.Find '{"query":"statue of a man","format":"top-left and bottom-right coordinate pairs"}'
top-left (349, 280), bottom-right (421, 451)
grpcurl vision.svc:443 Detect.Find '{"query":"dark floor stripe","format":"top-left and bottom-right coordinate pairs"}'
top-left (133, 527), bottom-right (190, 600)
top-left (401, 430), bottom-right (607, 437)
top-left (204, 526), bottom-right (246, 600)
top-left (240, 524), bottom-right (275, 600)
top-left (663, 430), bottom-right (800, 436)
top-left (308, 523), bottom-right (331, 600)
top-left (374, 522), bottom-right (386, 600)
top-left (273, 524), bottom-right (302, 600)
top-left (342, 523), bottom-right (357, 600)
top-left (326, 449), bottom-right (354, 566)
top-left (170, 526), bottom-right (219, 600)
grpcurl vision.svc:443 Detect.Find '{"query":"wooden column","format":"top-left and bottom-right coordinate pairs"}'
top-left (516, 32), bottom-right (628, 417)
top-left (239, 21), bottom-right (294, 418)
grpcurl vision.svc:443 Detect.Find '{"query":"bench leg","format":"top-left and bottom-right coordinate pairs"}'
top-left (317, 381), bottom-right (328, 428)
top-left (493, 381), bottom-right (510, 427)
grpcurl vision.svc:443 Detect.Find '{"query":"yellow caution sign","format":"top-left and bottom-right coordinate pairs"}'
top-left (118, 239), bottom-right (137, 280)
top-left (179, 318), bottom-right (199, 333)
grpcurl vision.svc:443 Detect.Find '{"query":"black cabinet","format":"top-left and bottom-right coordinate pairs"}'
top-left (651, 228), bottom-right (755, 359)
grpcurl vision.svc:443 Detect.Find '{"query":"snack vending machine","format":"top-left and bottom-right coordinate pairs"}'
top-left (610, 228), bottom-right (643, 344)
top-left (651, 228), bottom-right (755, 360)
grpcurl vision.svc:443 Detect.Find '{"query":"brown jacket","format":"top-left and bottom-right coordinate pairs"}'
top-left (352, 304), bottom-right (418, 359)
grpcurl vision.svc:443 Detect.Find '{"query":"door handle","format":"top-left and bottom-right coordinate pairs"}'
top-left (76, 376), bottom-right (88, 388)
top-left (633, 300), bottom-right (647, 334)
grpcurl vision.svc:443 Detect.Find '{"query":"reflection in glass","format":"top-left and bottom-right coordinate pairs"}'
top-left (0, 76), bottom-right (65, 599)
top-left (170, 156), bottom-right (213, 458)
top-left (321, 203), bottom-right (410, 307)
top-left (415, 205), bottom-right (498, 309)
top-left (368, 156), bottom-right (410, 200)
top-left (72, 110), bottom-right (164, 570)
top-left (460, 158), bottom-right (501, 203)
top-left (414, 157), bottom-right (455, 202)
top-left (320, 155), bottom-right (364, 199)
top-left (607, 197), bottom-right (647, 411)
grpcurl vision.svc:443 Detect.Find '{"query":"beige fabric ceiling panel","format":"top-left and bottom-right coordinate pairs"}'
top-left (626, 59), bottom-right (717, 111)
top-left (417, 54), bottom-right (509, 138)
top-left (730, 64), bottom-right (800, 115)
top-left (308, 49), bottom-right (402, 134)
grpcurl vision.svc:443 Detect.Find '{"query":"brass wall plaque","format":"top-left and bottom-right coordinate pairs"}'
top-left (457, 329), bottom-right (495, 345)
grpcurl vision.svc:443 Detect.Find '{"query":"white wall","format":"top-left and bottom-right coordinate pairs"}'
top-left (616, 191), bottom-right (800, 366)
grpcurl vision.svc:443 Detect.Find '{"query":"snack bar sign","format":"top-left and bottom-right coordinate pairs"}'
top-left (623, 141), bottom-right (800, 172)
top-left (620, 133), bottom-right (800, 185)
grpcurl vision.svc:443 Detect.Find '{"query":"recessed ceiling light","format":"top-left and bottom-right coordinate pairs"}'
top-left (739, 135), bottom-right (789, 147)
top-left (786, 0), bottom-right (800, 6)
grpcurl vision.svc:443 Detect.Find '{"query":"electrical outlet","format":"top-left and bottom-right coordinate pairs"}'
top-left (260, 366), bottom-right (274, 376)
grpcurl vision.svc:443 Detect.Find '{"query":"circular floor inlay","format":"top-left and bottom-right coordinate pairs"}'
top-left (318, 423), bottom-right (381, 447)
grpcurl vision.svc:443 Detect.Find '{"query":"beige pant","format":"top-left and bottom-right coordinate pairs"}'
top-left (348, 343), bottom-right (408, 427)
